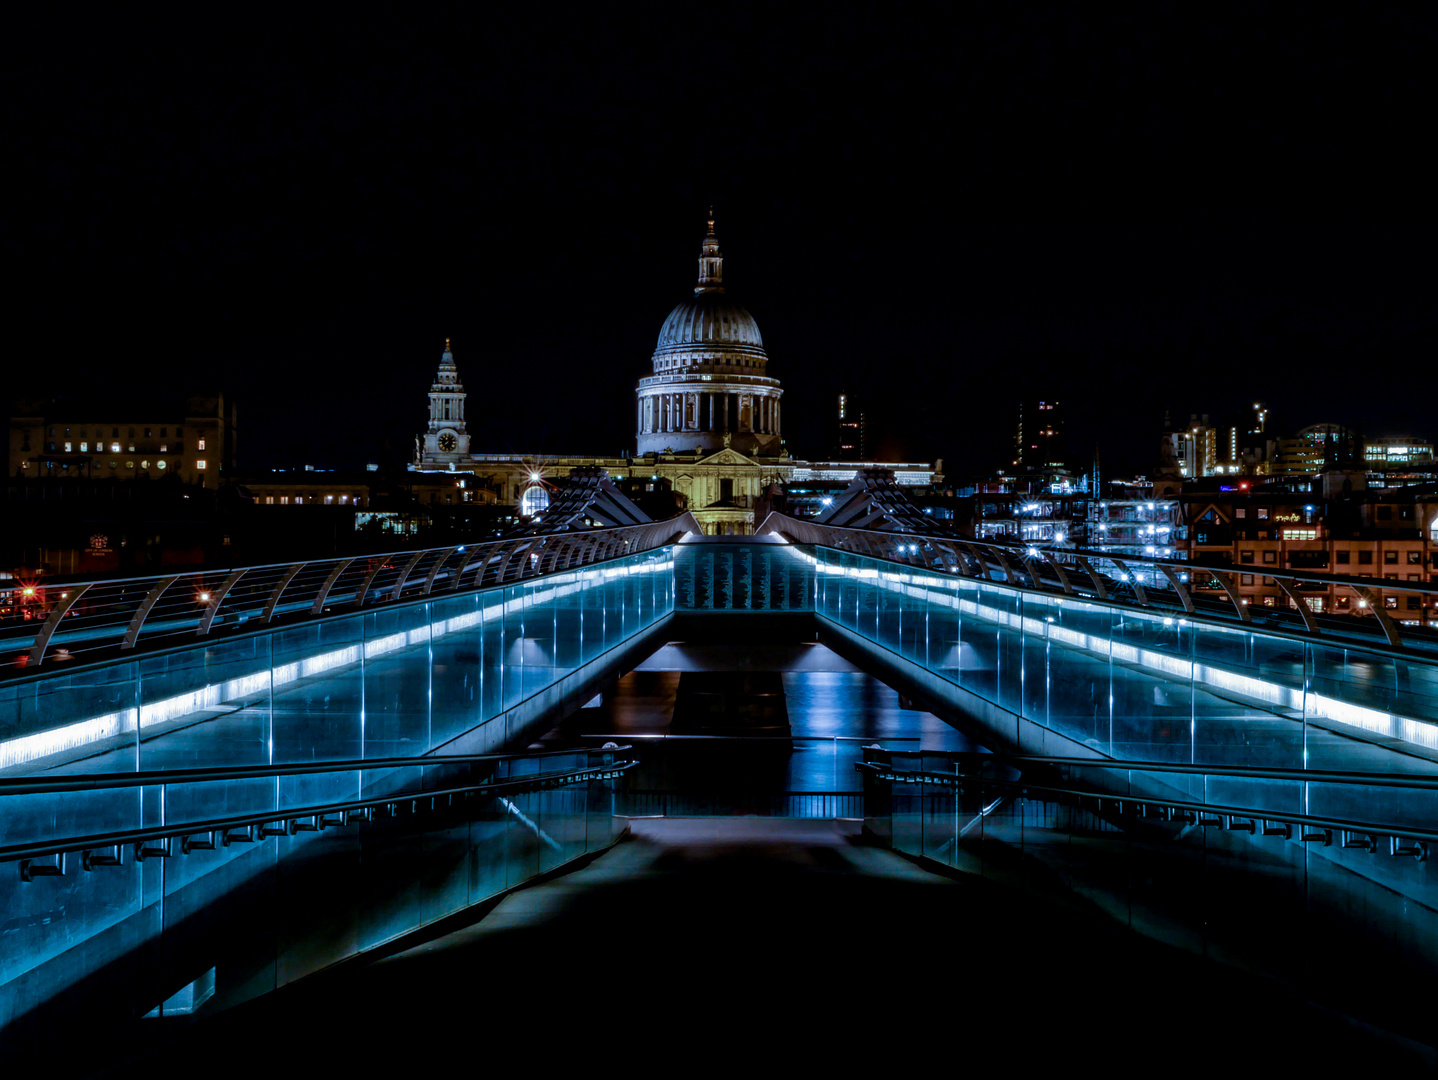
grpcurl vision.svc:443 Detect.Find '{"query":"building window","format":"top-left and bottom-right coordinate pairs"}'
top-left (1336, 551), bottom-right (1351, 564)
top-left (126, 461), bottom-right (134, 469)
top-left (1377, 506), bottom-right (1393, 520)
top-left (112, 428), bottom-right (119, 437)
top-left (1262, 596), bottom-right (1275, 607)
top-left (64, 442), bottom-right (72, 452)
top-left (295, 496), bottom-right (303, 504)
top-left (1359, 551), bottom-right (1373, 564)
top-left (160, 444), bottom-right (167, 452)
top-left (1384, 551), bottom-right (1398, 564)
top-left (196, 460), bottom-right (207, 470)
top-left (1263, 551), bottom-right (1276, 564)
top-left (1241, 574), bottom-right (1254, 585)
top-left (1240, 551), bottom-right (1254, 564)
top-left (280, 496), bottom-right (289, 505)
top-left (1386, 596), bottom-right (1399, 609)
top-left (325, 495), bottom-right (334, 504)
top-left (160, 427), bottom-right (167, 437)
top-left (197, 438), bottom-right (206, 450)
top-left (141, 460), bottom-right (149, 469)
top-left (1336, 596), bottom-right (1350, 610)
top-left (79, 442), bottom-right (88, 452)
top-left (157, 460), bottom-right (166, 470)
top-left (1257, 508), bottom-right (1269, 520)
top-left (265, 496), bottom-right (274, 505)
top-left (1409, 551), bottom-right (1422, 564)
top-left (520, 485), bottom-right (550, 517)
top-left (111, 442), bottom-right (120, 452)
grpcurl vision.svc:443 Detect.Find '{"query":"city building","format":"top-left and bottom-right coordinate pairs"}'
top-left (8, 394), bottom-right (237, 487)
top-left (834, 392), bottom-right (865, 459)
top-left (1013, 398), bottom-right (1064, 471)
top-left (1182, 481), bottom-right (1438, 625)
top-left (1088, 497), bottom-right (1183, 558)
top-left (412, 214), bottom-right (940, 534)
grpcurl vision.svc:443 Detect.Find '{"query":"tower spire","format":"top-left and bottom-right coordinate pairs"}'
top-left (696, 208), bottom-right (723, 293)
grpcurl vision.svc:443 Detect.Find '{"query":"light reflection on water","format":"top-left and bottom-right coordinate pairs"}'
top-left (568, 648), bottom-right (986, 795)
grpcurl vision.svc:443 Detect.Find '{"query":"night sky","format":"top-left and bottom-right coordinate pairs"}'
top-left (5, 7), bottom-right (1436, 477)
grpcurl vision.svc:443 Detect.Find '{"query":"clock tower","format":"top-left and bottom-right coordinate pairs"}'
top-left (418, 339), bottom-right (471, 468)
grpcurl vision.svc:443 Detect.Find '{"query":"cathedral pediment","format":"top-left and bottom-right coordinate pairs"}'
top-left (694, 448), bottom-right (757, 468)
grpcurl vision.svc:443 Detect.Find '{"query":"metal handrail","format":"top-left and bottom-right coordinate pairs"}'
top-left (859, 763), bottom-right (1433, 854)
top-left (4, 761), bottom-right (637, 874)
top-left (0, 515), bottom-right (700, 676)
top-left (871, 752), bottom-right (1438, 791)
top-left (0, 745), bottom-right (636, 797)
top-left (757, 510), bottom-right (1438, 653)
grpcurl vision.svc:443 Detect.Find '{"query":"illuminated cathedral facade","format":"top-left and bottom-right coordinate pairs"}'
top-left (415, 214), bottom-right (934, 534)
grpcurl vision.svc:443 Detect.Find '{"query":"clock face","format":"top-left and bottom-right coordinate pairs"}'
top-left (437, 432), bottom-right (458, 453)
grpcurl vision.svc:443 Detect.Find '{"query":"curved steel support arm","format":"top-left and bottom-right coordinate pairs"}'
top-left (122, 576), bottom-right (181, 650)
top-left (449, 546), bottom-right (484, 591)
top-left (1041, 553), bottom-right (1076, 596)
top-left (1070, 556), bottom-right (1109, 601)
top-left (420, 547), bottom-right (458, 595)
top-left (263, 564), bottom-right (306, 623)
top-left (1157, 565), bottom-right (1195, 614)
top-left (1352, 586), bottom-right (1403, 648)
top-left (1210, 570), bottom-right (1251, 622)
top-left (1108, 558), bottom-right (1148, 606)
top-left (1017, 556), bottom-right (1043, 590)
top-left (198, 568), bottom-right (248, 636)
top-left (1273, 577), bottom-right (1319, 634)
top-left (388, 550), bottom-right (427, 602)
top-left (311, 558), bottom-right (357, 616)
top-left (28, 584), bottom-right (96, 666)
top-left (352, 558), bottom-right (393, 610)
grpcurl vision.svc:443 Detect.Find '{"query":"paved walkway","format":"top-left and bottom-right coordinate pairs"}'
top-left (132, 819), bottom-right (1432, 1074)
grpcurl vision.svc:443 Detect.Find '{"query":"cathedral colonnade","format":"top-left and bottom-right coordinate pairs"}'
top-left (636, 387), bottom-right (781, 438)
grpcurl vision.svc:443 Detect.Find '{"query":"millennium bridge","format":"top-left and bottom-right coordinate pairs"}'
top-left (4, 473), bottom-right (1438, 1070)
